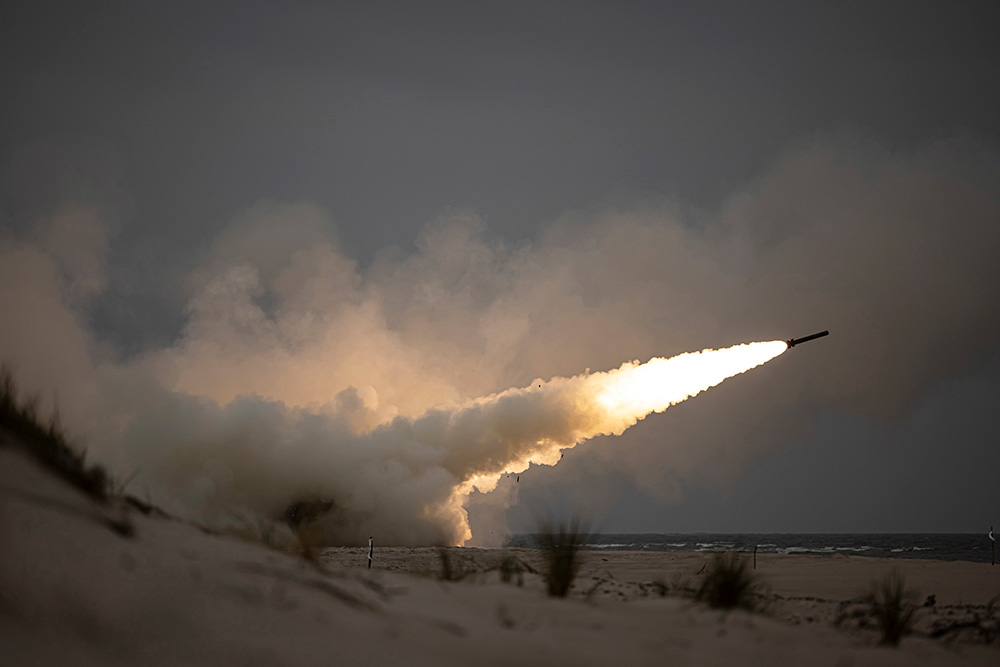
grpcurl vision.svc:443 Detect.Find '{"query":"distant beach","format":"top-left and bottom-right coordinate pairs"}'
top-left (508, 533), bottom-right (993, 563)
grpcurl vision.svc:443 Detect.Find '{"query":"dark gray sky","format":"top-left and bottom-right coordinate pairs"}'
top-left (3, 1), bottom-right (999, 537)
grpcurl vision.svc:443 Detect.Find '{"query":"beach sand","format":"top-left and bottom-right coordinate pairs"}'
top-left (2, 440), bottom-right (999, 666)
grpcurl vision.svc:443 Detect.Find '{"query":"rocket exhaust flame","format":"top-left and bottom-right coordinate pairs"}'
top-left (442, 340), bottom-right (788, 540)
top-left (589, 341), bottom-right (788, 426)
top-left (454, 341), bottom-right (788, 480)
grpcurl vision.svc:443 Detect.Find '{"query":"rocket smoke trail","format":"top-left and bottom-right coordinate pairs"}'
top-left (447, 341), bottom-right (788, 495)
top-left (434, 340), bottom-right (789, 542)
top-left (133, 339), bottom-right (788, 547)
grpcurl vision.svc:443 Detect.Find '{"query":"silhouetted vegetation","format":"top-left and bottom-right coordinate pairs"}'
top-left (695, 551), bottom-right (761, 610)
top-left (537, 516), bottom-right (588, 598)
top-left (436, 548), bottom-right (465, 581)
top-left (869, 569), bottom-right (918, 646)
top-left (499, 554), bottom-right (525, 586)
top-left (0, 365), bottom-right (109, 501)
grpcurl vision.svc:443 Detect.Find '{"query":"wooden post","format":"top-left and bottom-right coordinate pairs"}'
top-left (990, 527), bottom-right (995, 566)
top-left (368, 536), bottom-right (374, 569)
top-left (753, 544), bottom-right (757, 570)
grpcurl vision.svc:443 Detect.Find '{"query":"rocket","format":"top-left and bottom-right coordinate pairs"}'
top-left (786, 330), bottom-right (829, 348)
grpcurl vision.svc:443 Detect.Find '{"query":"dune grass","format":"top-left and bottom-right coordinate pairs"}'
top-left (437, 548), bottom-right (472, 581)
top-left (0, 366), bottom-right (109, 501)
top-left (537, 516), bottom-right (588, 598)
top-left (499, 554), bottom-right (525, 586)
top-left (695, 551), bottom-right (761, 611)
top-left (869, 569), bottom-right (918, 646)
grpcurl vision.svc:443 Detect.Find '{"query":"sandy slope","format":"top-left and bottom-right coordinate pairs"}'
top-left (1, 436), bottom-right (998, 666)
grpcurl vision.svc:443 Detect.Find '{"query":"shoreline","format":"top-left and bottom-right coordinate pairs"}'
top-left (320, 545), bottom-right (1000, 648)
top-left (508, 532), bottom-right (995, 564)
top-left (320, 545), bottom-right (1000, 606)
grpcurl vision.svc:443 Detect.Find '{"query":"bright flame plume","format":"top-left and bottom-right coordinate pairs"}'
top-left (448, 340), bottom-right (787, 540)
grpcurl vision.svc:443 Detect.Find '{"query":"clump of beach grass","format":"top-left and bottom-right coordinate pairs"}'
top-left (0, 365), bottom-right (109, 501)
top-left (437, 548), bottom-right (464, 581)
top-left (695, 551), bottom-right (761, 610)
top-left (437, 548), bottom-right (488, 581)
top-left (499, 554), bottom-right (524, 586)
top-left (227, 510), bottom-right (279, 547)
top-left (537, 516), bottom-right (588, 598)
top-left (869, 569), bottom-right (918, 646)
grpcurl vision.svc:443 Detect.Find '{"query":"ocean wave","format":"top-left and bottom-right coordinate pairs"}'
top-left (695, 542), bottom-right (735, 550)
top-left (784, 546), bottom-right (835, 554)
top-left (585, 543), bottom-right (633, 549)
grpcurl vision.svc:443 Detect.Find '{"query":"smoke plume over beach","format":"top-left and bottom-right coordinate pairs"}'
top-left (2, 135), bottom-right (1000, 542)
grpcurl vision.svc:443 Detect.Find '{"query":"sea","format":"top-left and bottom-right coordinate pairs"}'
top-left (505, 533), bottom-right (994, 564)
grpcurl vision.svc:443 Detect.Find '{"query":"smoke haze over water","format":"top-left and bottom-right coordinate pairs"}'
top-left (2, 137), bottom-right (1000, 542)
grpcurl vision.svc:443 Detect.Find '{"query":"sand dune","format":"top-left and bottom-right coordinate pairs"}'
top-left (2, 436), bottom-right (998, 666)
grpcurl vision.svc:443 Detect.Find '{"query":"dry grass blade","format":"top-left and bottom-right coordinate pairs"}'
top-left (0, 365), bottom-right (109, 501)
top-left (537, 516), bottom-right (588, 598)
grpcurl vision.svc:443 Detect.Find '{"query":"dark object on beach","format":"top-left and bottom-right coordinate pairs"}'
top-left (438, 547), bottom-right (486, 581)
top-left (786, 330), bottom-right (829, 348)
top-left (538, 516), bottom-right (588, 598)
top-left (499, 555), bottom-right (526, 585)
top-left (695, 552), bottom-right (761, 610)
top-left (284, 499), bottom-right (334, 528)
top-left (753, 544), bottom-right (757, 570)
top-left (923, 594), bottom-right (936, 607)
top-left (990, 526), bottom-right (995, 565)
top-left (869, 569), bottom-right (918, 646)
top-left (368, 536), bottom-right (373, 569)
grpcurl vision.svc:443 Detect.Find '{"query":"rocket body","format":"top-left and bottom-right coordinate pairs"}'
top-left (786, 330), bottom-right (829, 348)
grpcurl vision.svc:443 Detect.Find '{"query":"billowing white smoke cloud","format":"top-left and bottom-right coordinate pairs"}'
top-left (2, 135), bottom-right (999, 544)
top-left (113, 339), bottom-right (785, 545)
